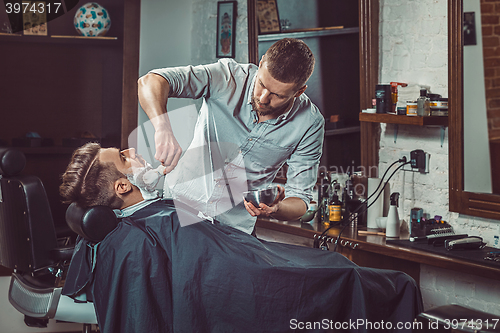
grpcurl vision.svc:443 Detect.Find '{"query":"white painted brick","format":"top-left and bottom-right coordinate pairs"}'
top-left (427, 54), bottom-right (448, 69)
top-left (383, 0), bottom-right (404, 6)
top-left (393, 52), bottom-right (412, 71)
top-left (429, 0), bottom-right (448, 18)
top-left (421, 288), bottom-right (449, 310)
top-left (422, 19), bottom-right (443, 36)
top-left (412, 53), bottom-right (428, 69)
top-left (485, 303), bottom-right (500, 316)
top-left (454, 296), bottom-right (489, 313)
top-left (386, 3), bottom-right (409, 21)
top-left (435, 272), bottom-right (455, 294)
top-left (420, 265), bottom-right (437, 287)
top-left (454, 279), bottom-right (475, 298)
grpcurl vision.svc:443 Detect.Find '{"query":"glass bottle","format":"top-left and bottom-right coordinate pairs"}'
top-left (417, 89), bottom-right (430, 116)
top-left (328, 192), bottom-right (342, 223)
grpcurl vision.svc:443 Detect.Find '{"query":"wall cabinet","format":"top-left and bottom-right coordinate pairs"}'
top-left (0, 0), bottom-right (140, 231)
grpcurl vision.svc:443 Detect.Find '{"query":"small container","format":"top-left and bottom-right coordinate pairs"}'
top-left (417, 89), bottom-right (431, 116)
top-left (397, 107), bottom-right (406, 115)
top-left (375, 84), bottom-right (392, 113)
top-left (427, 93), bottom-right (442, 100)
top-left (406, 101), bottom-right (418, 116)
top-left (430, 97), bottom-right (448, 116)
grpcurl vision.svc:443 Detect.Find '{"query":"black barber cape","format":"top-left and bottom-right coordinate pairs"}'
top-left (63, 201), bottom-right (423, 333)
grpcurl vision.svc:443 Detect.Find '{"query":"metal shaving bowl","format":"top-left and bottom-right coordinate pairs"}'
top-left (243, 186), bottom-right (279, 207)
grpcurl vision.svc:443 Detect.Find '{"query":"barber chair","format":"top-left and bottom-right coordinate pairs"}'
top-left (0, 147), bottom-right (113, 332)
top-left (417, 304), bottom-right (500, 332)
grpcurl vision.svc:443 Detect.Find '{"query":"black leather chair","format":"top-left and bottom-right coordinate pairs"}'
top-left (417, 304), bottom-right (500, 332)
top-left (0, 147), bottom-right (102, 332)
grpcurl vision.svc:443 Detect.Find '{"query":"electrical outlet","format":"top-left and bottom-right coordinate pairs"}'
top-left (399, 150), bottom-right (412, 171)
top-left (399, 150), bottom-right (430, 173)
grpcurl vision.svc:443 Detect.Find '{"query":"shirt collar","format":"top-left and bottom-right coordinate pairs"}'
top-left (114, 198), bottom-right (161, 218)
top-left (247, 73), bottom-right (256, 105)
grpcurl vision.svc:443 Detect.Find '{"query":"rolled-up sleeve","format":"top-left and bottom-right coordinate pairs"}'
top-left (284, 110), bottom-right (324, 206)
top-left (149, 59), bottom-right (241, 101)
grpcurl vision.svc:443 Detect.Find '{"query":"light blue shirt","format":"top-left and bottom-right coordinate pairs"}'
top-left (114, 198), bottom-right (161, 218)
top-left (150, 59), bottom-right (324, 234)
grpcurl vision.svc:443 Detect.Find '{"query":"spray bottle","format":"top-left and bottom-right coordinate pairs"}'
top-left (386, 192), bottom-right (400, 238)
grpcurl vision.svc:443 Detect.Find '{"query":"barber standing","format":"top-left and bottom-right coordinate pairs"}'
top-left (137, 38), bottom-right (324, 234)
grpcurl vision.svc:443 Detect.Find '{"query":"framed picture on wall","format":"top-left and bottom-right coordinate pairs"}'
top-left (22, 1), bottom-right (48, 36)
top-left (216, 1), bottom-right (236, 58)
top-left (256, 0), bottom-right (280, 34)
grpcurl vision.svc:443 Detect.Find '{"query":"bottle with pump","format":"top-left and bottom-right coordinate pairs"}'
top-left (417, 89), bottom-right (430, 116)
top-left (386, 192), bottom-right (401, 238)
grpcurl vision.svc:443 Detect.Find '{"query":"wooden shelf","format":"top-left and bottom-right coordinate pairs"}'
top-left (325, 126), bottom-right (360, 136)
top-left (15, 146), bottom-right (77, 155)
top-left (51, 35), bottom-right (118, 40)
top-left (0, 33), bottom-right (119, 45)
top-left (258, 27), bottom-right (359, 42)
top-left (359, 112), bottom-right (448, 126)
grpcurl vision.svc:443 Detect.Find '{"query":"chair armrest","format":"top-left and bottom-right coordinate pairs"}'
top-left (50, 246), bottom-right (74, 261)
top-left (418, 305), bottom-right (500, 332)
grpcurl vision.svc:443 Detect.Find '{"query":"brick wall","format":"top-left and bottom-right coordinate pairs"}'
top-left (420, 264), bottom-right (500, 315)
top-left (481, 0), bottom-right (500, 139)
top-left (379, 0), bottom-right (500, 314)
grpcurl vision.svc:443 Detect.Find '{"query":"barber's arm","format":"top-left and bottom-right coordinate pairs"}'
top-left (245, 113), bottom-right (324, 221)
top-left (138, 61), bottom-right (231, 172)
top-left (244, 187), bottom-right (307, 220)
top-left (137, 73), bottom-right (182, 173)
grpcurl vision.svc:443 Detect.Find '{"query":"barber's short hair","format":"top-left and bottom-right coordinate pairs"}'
top-left (60, 142), bottom-right (124, 208)
top-left (262, 38), bottom-right (315, 88)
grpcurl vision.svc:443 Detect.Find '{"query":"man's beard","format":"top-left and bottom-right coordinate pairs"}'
top-left (251, 96), bottom-right (292, 117)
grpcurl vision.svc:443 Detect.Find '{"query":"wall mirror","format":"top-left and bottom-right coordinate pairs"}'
top-left (462, 0), bottom-right (500, 195)
top-left (449, 0), bottom-right (500, 219)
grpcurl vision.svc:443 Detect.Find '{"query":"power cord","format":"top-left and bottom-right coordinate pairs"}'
top-left (314, 157), bottom-right (409, 251)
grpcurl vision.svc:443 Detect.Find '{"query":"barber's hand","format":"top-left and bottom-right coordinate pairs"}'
top-left (244, 185), bottom-right (285, 217)
top-left (154, 128), bottom-right (182, 174)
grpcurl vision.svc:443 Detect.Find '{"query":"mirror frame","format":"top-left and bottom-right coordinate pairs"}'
top-left (449, 0), bottom-right (500, 220)
top-left (247, 0), bottom-right (380, 176)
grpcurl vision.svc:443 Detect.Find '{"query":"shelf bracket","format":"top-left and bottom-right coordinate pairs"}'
top-left (394, 124), bottom-right (399, 144)
top-left (440, 126), bottom-right (446, 147)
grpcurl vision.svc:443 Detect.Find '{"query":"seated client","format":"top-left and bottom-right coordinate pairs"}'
top-left (60, 143), bottom-right (423, 333)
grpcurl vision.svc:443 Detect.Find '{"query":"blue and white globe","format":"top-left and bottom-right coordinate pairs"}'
top-left (74, 3), bottom-right (111, 37)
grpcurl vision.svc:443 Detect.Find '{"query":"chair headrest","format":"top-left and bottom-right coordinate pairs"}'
top-left (66, 203), bottom-right (119, 243)
top-left (0, 148), bottom-right (26, 176)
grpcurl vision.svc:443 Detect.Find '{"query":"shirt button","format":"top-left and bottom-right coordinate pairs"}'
top-left (248, 138), bottom-right (253, 141)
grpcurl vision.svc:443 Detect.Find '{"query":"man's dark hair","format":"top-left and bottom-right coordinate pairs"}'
top-left (262, 38), bottom-right (315, 88)
top-left (60, 142), bottom-right (125, 208)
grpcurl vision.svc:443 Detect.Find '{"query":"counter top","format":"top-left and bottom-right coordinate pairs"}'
top-left (255, 218), bottom-right (500, 281)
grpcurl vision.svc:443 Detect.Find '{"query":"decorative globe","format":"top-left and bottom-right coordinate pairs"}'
top-left (74, 3), bottom-right (111, 37)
